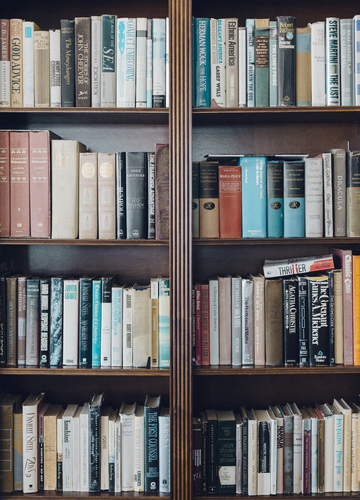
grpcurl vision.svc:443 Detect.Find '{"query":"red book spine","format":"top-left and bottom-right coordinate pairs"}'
top-left (200, 284), bottom-right (210, 365)
top-left (195, 284), bottom-right (202, 366)
top-left (29, 131), bottom-right (50, 237)
top-left (0, 131), bottom-right (10, 236)
top-left (303, 425), bottom-right (311, 494)
top-left (10, 131), bottom-right (30, 237)
top-left (219, 165), bottom-right (242, 238)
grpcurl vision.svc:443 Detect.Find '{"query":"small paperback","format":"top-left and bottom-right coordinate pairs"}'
top-left (263, 254), bottom-right (334, 278)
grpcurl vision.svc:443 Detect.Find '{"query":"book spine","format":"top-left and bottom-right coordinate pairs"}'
top-left (246, 19), bottom-right (255, 107)
top-left (322, 152), bottom-right (333, 237)
top-left (210, 19), bottom-right (218, 106)
top-left (98, 153), bottom-right (116, 239)
top-left (225, 19), bottom-right (238, 107)
top-left (17, 277), bottom-right (26, 366)
top-left (218, 165), bottom-right (242, 238)
top-left (6, 277), bottom-right (17, 366)
top-left (193, 18), bottom-right (210, 107)
top-left (236, 418), bottom-right (242, 494)
top-left (165, 17), bottom-right (169, 107)
top-left (241, 156), bottom-right (267, 238)
top-left (241, 278), bottom-right (254, 365)
top-left (148, 150), bottom-right (155, 239)
top-left (50, 277), bottom-right (63, 366)
top-left (60, 20), bottom-right (75, 107)
top-left (0, 131), bottom-right (10, 236)
top-left (23, 402), bottom-right (41, 492)
top-left (101, 15), bottom-right (116, 107)
top-left (253, 275), bottom-right (265, 366)
top-left (57, 414), bottom-right (63, 490)
top-left (115, 152), bottom-right (126, 239)
top-left (159, 278), bottom-right (170, 368)
top-left (332, 149), bottom-right (346, 236)
top-left (10, 19), bottom-right (22, 107)
top-left (347, 151), bottom-right (360, 236)
top-left (193, 417), bottom-right (202, 495)
top-left (125, 152), bottom-right (147, 239)
top-left (340, 19), bottom-right (353, 106)
top-left (100, 277), bottom-right (112, 367)
top-left (201, 415), bottom-right (208, 493)
top-left (295, 27), bottom-right (311, 106)
top-left (255, 19), bottom-right (270, 107)
top-left (63, 279), bottom-right (79, 365)
top-left (111, 287), bottom-right (123, 367)
top-left (248, 415), bottom-right (258, 495)
top-left (355, 16), bottom-right (360, 105)
top-left (108, 416), bottom-right (115, 491)
top-left (75, 17), bottom-right (91, 107)
top-left (10, 131), bottom-right (30, 237)
top-left (91, 16), bottom-right (101, 107)
top-left (145, 405), bottom-right (160, 492)
top-left (0, 19), bottom-right (10, 107)
top-left (34, 31), bottom-right (50, 108)
top-left (265, 279), bottom-right (283, 366)
top-left (298, 277), bottom-right (309, 367)
top-left (219, 276), bottom-right (231, 365)
top-left (328, 271), bottom-right (335, 366)
top-left (308, 278), bottom-right (330, 366)
top-left (13, 410), bottom-right (23, 491)
top-left (134, 414), bottom-right (144, 491)
top-left (305, 157), bottom-right (323, 237)
top-left (326, 18), bottom-right (340, 105)
top-left (89, 404), bottom-right (101, 492)
top-left (79, 407), bottom-right (89, 491)
top-left (283, 161), bottom-right (305, 237)
top-left (199, 161), bottom-right (219, 238)
top-left (79, 277), bottom-right (92, 367)
top-left (146, 19), bottom-right (153, 107)
top-left (238, 27), bottom-right (247, 107)
top-left (217, 417), bottom-right (236, 494)
top-left (79, 152), bottom-right (98, 239)
top-left (151, 278), bottom-right (159, 368)
top-left (277, 16), bottom-right (295, 106)
top-left (311, 22), bottom-right (326, 105)
top-left (26, 278), bottom-right (40, 366)
top-left (267, 161), bottom-right (284, 237)
top-left (257, 420), bottom-right (270, 495)
top-left (231, 277), bottom-right (241, 366)
top-left (153, 18), bottom-right (166, 107)
top-left (195, 284), bottom-right (202, 365)
top-left (22, 22), bottom-right (35, 107)
top-left (49, 29), bottom-right (61, 107)
top-left (334, 414), bottom-right (343, 491)
top-left (310, 415), bottom-right (318, 493)
top-left (0, 277), bottom-right (7, 367)
top-left (155, 143), bottom-right (170, 239)
top-left (116, 18), bottom-right (136, 107)
top-left (303, 420), bottom-right (311, 493)
top-left (269, 21), bottom-right (278, 106)
top-left (159, 413), bottom-right (170, 492)
top-left (201, 284), bottom-right (210, 365)
top-left (40, 278), bottom-right (50, 367)
top-left (136, 18), bottom-right (147, 107)
top-left (123, 287), bottom-right (133, 367)
top-left (293, 414), bottom-right (302, 493)
top-left (207, 416), bottom-right (218, 493)
top-left (115, 415), bottom-right (121, 492)
top-left (209, 279), bottom-right (219, 365)
top-left (283, 414), bottom-right (293, 494)
top-left (283, 279), bottom-right (299, 366)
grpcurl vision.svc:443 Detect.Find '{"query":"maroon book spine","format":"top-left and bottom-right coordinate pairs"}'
top-left (0, 131), bottom-right (10, 236)
top-left (10, 131), bottom-right (30, 237)
top-left (219, 165), bottom-right (242, 238)
top-left (201, 283), bottom-right (210, 366)
top-left (29, 131), bottom-right (50, 238)
top-left (195, 284), bottom-right (202, 366)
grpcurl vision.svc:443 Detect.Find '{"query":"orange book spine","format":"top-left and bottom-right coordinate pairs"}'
top-left (219, 165), bottom-right (241, 238)
top-left (353, 255), bottom-right (360, 365)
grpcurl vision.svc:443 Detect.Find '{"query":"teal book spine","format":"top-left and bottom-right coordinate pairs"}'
top-left (254, 19), bottom-right (270, 107)
top-left (50, 277), bottom-right (63, 367)
top-left (269, 21), bottom-right (278, 106)
top-left (241, 156), bottom-right (267, 238)
top-left (159, 277), bottom-right (170, 368)
top-left (246, 19), bottom-right (255, 107)
top-left (91, 279), bottom-right (101, 367)
top-left (101, 14), bottom-right (116, 107)
top-left (283, 161), bottom-right (305, 237)
top-left (193, 18), bottom-right (210, 107)
top-left (267, 160), bottom-right (284, 237)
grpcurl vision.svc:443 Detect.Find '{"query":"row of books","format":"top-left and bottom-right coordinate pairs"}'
top-left (0, 17), bottom-right (169, 108)
top-left (193, 148), bottom-right (359, 239)
top-left (0, 130), bottom-right (169, 240)
top-left (193, 399), bottom-right (360, 496)
top-left (0, 274), bottom-right (170, 369)
top-left (193, 249), bottom-right (360, 367)
top-left (193, 15), bottom-right (360, 108)
top-left (0, 392), bottom-right (170, 494)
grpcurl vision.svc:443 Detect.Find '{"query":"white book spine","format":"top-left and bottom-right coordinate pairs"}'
top-left (269, 21), bottom-right (278, 107)
top-left (324, 415), bottom-right (334, 492)
top-left (334, 413), bottom-right (344, 492)
top-left (101, 414), bottom-right (109, 490)
top-left (210, 18), bottom-right (218, 106)
top-left (246, 19), bottom-right (255, 107)
top-left (310, 415), bottom-right (318, 493)
top-left (146, 19), bottom-right (153, 107)
top-left (63, 416), bottom-right (73, 491)
top-left (354, 16), bottom-right (360, 105)
top-left (111, 287), bottom-right (123, 367)
top-left (136, 18), bottom-right (147, 108)
top-left (351, 412), bottom-right (360, 491)
top-left (72, 412), bottom-right (80, 491)
top-left (0, 59), bottom-right (10, 107)
top-left (248, 416), bottom-right (258, 495)
top-left (231, 277), bottom-right (242, 366)
top-left (121, 414), bottom-right (134, 491)
top-left (165, 17), bottom-right (169, 108)
top-left (134, 414), bottom-right (145, 491)
top-left (305, 157), bottom-right (323, 237)
top-left (293, 414), bottom-right (302, 494)
top-left (101, 296), bottom-right (112, 368)
top-left (159, 413), bottom-right (171, 492)
top-left (22, 404), bottom-right (40, 492)
top-left (209, 280), bottom-right (219, 365)
top-left (325, 18), bottom-right (340, 106)
top-left (217, 19), bottom-right (226, 107)
top-left (238, 27), bottom-right (246, 107)
top-left (63, 279), bottom-right (79, 366)
top-left (340, 19), bottom-right (353, 106)
top-left (109, 414), bottom-right (116, 491)
top-left (117, 18), bottom-right (136, 107)
top-left (311, 22), bottom-right (326, 106)
top-left (123, 288), bottom-right (133, 367)
top-left (80, 404), bottom-right (89, 492)
top-left (270, 418), bottom-right (277, 495)
top-left (241, 279), bottom-right (254, 366)
top-left (22, 22), bottom-right (35, 107)
top-left (322, 152), bottom-right (333, 237)
top-left (49, 29), bottom-right (61, 107)
top-left (115, 414), bottom-right (122, 492)
top-left (152, 18), bottom-right (166, 107)
top-left (91, 16), bottom-right (101, 107)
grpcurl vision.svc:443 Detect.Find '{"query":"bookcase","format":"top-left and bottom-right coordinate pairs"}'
top-left (3, 0), bottom-right (360, 499)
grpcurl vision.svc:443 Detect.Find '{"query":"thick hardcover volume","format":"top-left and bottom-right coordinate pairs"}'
top-left (75, 17), bottom-right (91, 107)
top-left (98, 153), bottom-right (116, 239)
top-left (26, 278), bottom-right (40, 366)
top-left (333, 269), bottom-right (343, 364)
top-left (219, 165), bottom-right (241, 238)
top-left (297, 276), bottom-right (309, 367)
top-left (49, 29), bottom-right (61, 107)
top-left (89, 393), bottom-right (104, 492)
top-left (159, 277), bottom-right (170, 368)
top-left (22, 393), bottom-right (46, 493)
top-left (283, 160), bottom-right (305, 237)
top-left (116, 18), bottom-right (136, 107)
top-left (23, 22), bottom-right (38, 107)
top-left (17, 276), bottom-right (26, 366)
top-left (0, 19), bottom-right (10, 107)
top-left (218, 276), bottom-right (231, 365)
top-left (265, 279), bottom-right (283, 366)
top-left (200, 283), bottom-right (210, 365)
top-left (231, 276), bottom-right (242, 366)
top-left (133, 405), bottom-right (144, 492)
top-left (242, 278), bottom-right (254, 365)
top-left (29, 130), bottom-right (52, 238)
top-left (296, 27), bottom-right (311, 105)
top-left (60, 20), bottom-right (75, 107)
top-left (193, 415), bottom-right (202, 495)
top-left (100, 277), bottom-right (113, 367)
top-left (132, 285), bottom-right (151, 368)
top-left (267, 160), bottom-right (283, 238)
top-left (254, 19), bottom-right (270, 107)
top-left (44, 405), bottom-right (63, 491)
top-left (269, 406), bottom-right (284, 494)
top-left (0, 394), bottom-right (21, 492)
top-left (91, 16), bottom-right (101, 107)
top-left (92, 279), bottom-right (101, 367)
top-left (152, 18), bottom-right (166, 107)
top-left (241, 156), bottom-right (267, 238)
top-left (354, 256), bottom-right (360, 365)
top-left (79, 152), bottom-right (98, 239)
top-left (136, 18), bottom-right (147, 108)
top-left (193, 18), bottom-right (210, 107)
top-left (10, 19), bottom-right (22, 107)
top-left (307, 276), bottom-right (330, 366)
top-left (101, 15), bottom-right (116, 107)
top-left (144, 395), bottom-right (161, 492)
top-left (246, 19), bottom-right (255, 107)
top-left (216, 410), bottom-right (236, 494)
top-left (225, 19), bottom-right (238, 107)
top-left (326, 18), bottom-right (340, 105)
top-left (252, 274), bottom-right (265, 366)
top-left (330, 148), bottom-right (346, 236)
top-left (39, 278), bottom-right (50, 367)
top-left (115, 152), bottom-right (126, 239)
top-left (318, 152), bottom-right (333, 237)
top-left (340, 20), bottom-right (353, 106)
top-left (51, 140), bottom-right (86, 239)
top-left (50, 277), bottom-right (63, 367)
top-left (253, 410), bottom-right (271, 495)
top-left (63, 279), bottom-right (79, 365)
top-left (277, 16), bottom-right (295, 106)
top-left (199, 161), bottom-right (219, 238)
top-left (10, 131), bottom-right (30, 237)
top-left (347, 150), bottom-right (360, 236)
top-left (125, 152), bottom-right (147, 239)
top-left (328, 270), bottom-right (335, 366)
top-left (311, 22), bottom-right (325, 106)
top-left (269, 21), bottom-right (278, 106)
top-left (34, 31), bottom-right (50, 107)
top-left (79, 277), bottom-right (92, 367)
top-left (155, 143), bottom-right (169, 239)
top-left (6, 276), bottom-right (17, 366)
top-left (283, 278), bottom-right (299, 366)
top-left (0, 131), bottom-right (10, 236)
top-left (148, 152), bottom-right (155, 239)
top-left (305, 157), bottom-right (323, 237)
top-left (209, 278), bottom-right (219, 365)
top-left (206, 409), bottom-right (218, 494)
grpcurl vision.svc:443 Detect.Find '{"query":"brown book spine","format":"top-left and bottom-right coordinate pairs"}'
top-left (265, 279), bottom-right (283, 366)
top-left (34, 31), bottom-right (50, 107)
top-left (44, 405), bottom-right (63, 490)
top-left (0, 131), bottom-right (10, 236)
top-left (295, 27), bottom-right (311, 105)
top-left (79, 152), bottom-right (98, 239)
top-left (29, 131), bottom-right (50, 237)
top-left (0, 19), bottom-right (10, 107)
top-left (6, 276), bottom-right (17, 366)
top-left (155, 143), bottom-right (169, 239)
top-left (0, 396), bottom-right (21, 492)
top-left (17, 276), bottom-right (26, 366)
top-left (10, 19), bottom-right (22, 107)
top-left (199, 161), bottom-right (220, 238)
top-left (10, 131), bottom-right (30, 237)
top-left (98, 152), bottom-right (116, 239)
top-left (219, 165), bottom-right (241, 238)
top-left (218, 276), bottom-right (231, 365)
top-left (75, 17), bottom-right (91, 107)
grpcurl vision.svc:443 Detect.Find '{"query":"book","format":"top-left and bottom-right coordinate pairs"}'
top-left (50, 276), bottom-right (63, 366)
top-left (10, 131), bottom-right (30, 237)
top-left (318, 152), bottom-right (333, 237)
top-left (146, 19), bottom-right (153, 107)
top-left (134, 405), bottom-right (145, 491)
top-left (13, 408), bottom-right (22, 491)
top-left (91, 16), bottom-right (101, 107)
top-left (26, 277), bottom-right (40, 366)
top-left (63, 278), bottom-right (79, 365)
top-left (218, 275), bottom-right (231, 365)
top-left (266, 160), bottom-right (284, 238)
top-left (89, 393), bottom-right (104, 492)
top-left (0, 275), bottom-right (7, 367)
top-left (235, 413), bottom-right (242, 493)
top-left (72, 405), bottom-right (82, 492)
top-left (126, 152), bottom-right (147, 239)
top-left (132, 284), bottom-right (151, 368)
top-left (122, 286), bottom-right (133, 367)
top-left (144, 395), bottom-right (161, 492)
top-left (252, 274), bottom-right (265, 366)
top-left (290, 403), bottom-right (302, 494)
top-left (150, 277), bottom-right (159, 368)
top-left (355, 16), bottom-right (360, 106)
top-left (115, 413), bottom-right (121, 492)
top-left (310, 21), bottom-right (326, 106)
top-left (209, 277), bottom-right (219, 365)
top-left (115, 152), bottom-right (126, 239)
top-left (253, 409), bottom-right (272, 495)
top-left (136, 18), bottom-right (147, 108)
top-left (79, 277), bottom-right (92, 367)
top-left (116, 18), bottom-right (136, 107)
top-left (206, 408), bottom-right (218, 494)
top-left (34, 31), bottom-right (50, 107)
top-left (75, 17), bottom-right (91, 107)
top-left (247, 409), bottom-right (258, 495)
top-left (200, 283), bottom-right (209, 366)
top-left (100, 406), bottom-right (112, 490)
top-left (159, 277), bottom-right (170, 368)
top-left (325, 18), bottom-right (340, 106)
top-left (159, 407), bottom-right (171, 492)
top-left (283, 160), bottom-right (305, 238)
top-left (254, 19), bottom-right (270, 107)
top-left (246, 19), bottom-right (255, 107)
top-left (56, 407), bottom-right (64, 490)
top-left (210, 19), bottom-right (225, 107)
top-left (6, 276), bottom-right (17, 366)
top-left (111, 285), bottom-right (123, 367)
top-left (354, 255), bottom-right (360, 365)
top-left (60, 20), bottom-right (75, 107)
top-left (49, 29), bottom-right (61, 107)
top-left (0, 394), bottom-right (21, 492)
top-left (298, 276), bottom-right (309, 366)
top-left (79, 152), bottom-right (98, 239)
top-left (17, 276), bottom-right (26, 367)
top-left (307, 275), bottom-right (330, 366)
top-left (347, 150), bottom-right (360, 236)
top-left (0, 131), bottom-right (10, 236)
top-left (283, 278), bottom-right (299, 366)
top-left (340, 19), bottom-right (353, 106)
top-left (277, 16), bottom-right (295, 106)
top-left (101, 15), bottom-right (116, 107)
top-left (0, 19), bottom-right (10, 107)
top-left (62, 403), bottom-right (78, 491)
top-left (264, 254), bottom-right (334, 278)
top-left (152, 18), bottom-right (166, 107)
top-left (330, 148), bottom-right (346, 237)
top-left (155, 143), bottom-right (170, 239)
top-left (350, 402), bottom-right (360, 491)
top-left (333, 269), bottom-right (344, 364)
top-left (225, 19), bottom-right (238, 107)
top-left (10, 19), bottom-right (22, 107)
top-left (279, 404), bottom-right (293, 494)
top-left (148, 151), bottom-right (155, 239)
top-left (38, 403), bottom-right (51, 490)
top-left (108, 409), bottom-right (116, 492)
top-left (304, 157), bottom-right (323, 237)
top-left (199, 160), bottom-right (219, 238)
top-left (316, 403), bottom-right (334, 493)
top-left (120, 402), bottom-right (136, 491)
top-left (39, 277), bottom-right (50, 367)
top-left (269, 406), bottom-right (284, 494)
top-left (216, 410), bottom-right (236, 494)
top-left (23, 21), bottom-right (38, 107)
top-left (100, 276), bottom-right (113, 367)
top-left (193, 18), bottom-right (210, 107)
top-left (44, 405), bottom-right (63, 491)
top-left (98, 152), bottom-right (116, 239)
top-left (231, 276), bottom-right (242, 366)
top-left (300, 408), bottom-right (311, 493)
top-left (333, 398), bottom-right (351, 492)
top-left (238, 26), bottom-right (247, 107)
top-left (295, 27), bottom-right (311, 105)
top-left (193, 414), bottom-right (202, 495)
top-left (218, 165), bottom-right (241, 238)
top-left (195, 283), bottom-right (202, 365)
top-left (265, 278), bottom-right (283, 366)
top-left (241, 156), bottom-right (267, 237)
top-left (79, 403), bottom-right (89, 492)
top-left (269, 21), bottom-right (278, 107)
top-left (242, 278), bottom-right (254, 365)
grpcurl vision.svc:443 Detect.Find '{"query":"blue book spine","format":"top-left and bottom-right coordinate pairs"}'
top-left (296, 30), bottom-right (311, 105)
top-left (283, 161), bottom-right (305, 237)
top-left (340, 19), bottom-right (353, 106)
top-left (152, 18), bottom-right (166, 108)
top-left (158, 277), bottom-right (170, 368)
top-left (50, 277), bottom-right (63, 367)
top-left (193, 18), bottom-right (210, 107)
top-left (79, 277), bottom-right (92, 367)
top-left (246, 19), bottom-right (255, 107)
top-left (241, 156), bottom-right (267, 238)
top-left (92, 279), bottom-right (101, 367)
top-left (267, 160), bottom-right (284, 237)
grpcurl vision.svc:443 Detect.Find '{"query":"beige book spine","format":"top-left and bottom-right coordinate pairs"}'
top-left (98, 152), bottom-right (116, 239)
top-left (295, 27), bottom-right (311, 105)
top-left (79, 152), bottom-right (98, 239)
top-left (100, 408), bottom-right (112, 490)
top-left (132, 285), bottom-right (151, 368)
top-left (0, 405), bottom-right (14, 492)
top-left (199, 196), bottom-right (219, 238)
top-left (351, 411), bottom-right (360, 491)
top-left (10, 19), bottom-right (22, 107)
top-left (34, 31), bottom-right (50, 107)
top-left (252, 275), bottom-right (265, 365)
top-left (218, 276), bottom-right (231, 365)
top-left (44, 407), bottom-right (63, 490)
top-left (333, 269), bottom-right (343, 364)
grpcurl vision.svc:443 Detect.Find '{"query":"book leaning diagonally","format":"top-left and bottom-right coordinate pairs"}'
top-left (263, 254), bottom-right (334, 278)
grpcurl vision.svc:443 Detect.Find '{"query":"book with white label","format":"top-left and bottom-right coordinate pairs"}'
top-left (134, 405), bottom-right (145, 492)
top-left (122, 286), bottom-right (133, 367)
top-left (136, 18), bottom-right (147, 107)
top-left (80, 403), bottom-right (89, 492)
top-left (22, 393), bottom-right (45, 493)
top-left (159, 407), bottom-right (171, 493)
top-left (120, 402), bottom-right (136, 491)
top-left (117, 18), bottom-right (136, 107)
top-left (62, 403), bottom-right (78, 492)
top-left (111, 285), bottom-right (123, 367)
top-left (100, 277), bottom-right (113, 367)
top-left (49, 29), bottom-right (61, 107)
top-left (63, 279), bottom-right (79, 366)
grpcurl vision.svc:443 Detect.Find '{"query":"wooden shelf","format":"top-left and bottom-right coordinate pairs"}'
top-left (193, 237), bottom-right (360, 246)
top-left (0, 238), bottom-right (169, 246)
top-left (0, 493), bottom-right (170, 499)
top-left (193, 365), bottom-right (360, 376)
top-left (0, 367), bottom-right (169, 376)
top-left (194, 495), bottom-right (360, 500)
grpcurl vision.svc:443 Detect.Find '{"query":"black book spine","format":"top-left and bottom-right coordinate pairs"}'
top-left (0, 276), bottom-right (7, 366)
top-left (75, 17), bottom-right (91, 107)
top-left (328, 271), bottom-right (335, 366)
top-left (193, 416), bottom-right (203, 495)
top-left (283, 278), bottom-right (299, 366)
top-left (57, 461), bottom-right (62, 490)
top-left (308, 277), bottom-right (330, 366)
top-left (258, 421), bottom-right (270, 475)
top-left (109, 458), bottom-right (115, 492)
top-left (148, 152), bottom-right (155, 239)
top-left (61, 20), bottom-right (75, 107)
top-left (125, 152), bottom-right (148, 239)
top-left (89, 401), bottom-right (102, 491)
top-left (298, 276), bottom-right (309, 367)
top-left (207, 417), bottom-right (218, 494)
top-left (116, 152), bottom-right (126, 239)
top-left (79, 277), bottom-right (92, 367)
top-left (39, 278), bottom-right (50, 367)
top-left (277, 16), bottom-right (296, 106)
top-left (201, 417), bottom-right (208, 493)
top-left (145, 404), bottom-right (160, 492)
top-left (241, 415), bottom-right (248, 494)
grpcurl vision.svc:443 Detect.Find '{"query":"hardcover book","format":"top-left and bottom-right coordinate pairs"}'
top-left (199, 160), bottom-right (219, 238)
top-left (89, 393), bottom-right (104, 492)
top-left (125, 152), bottom-right (147, 239)
top-left (144, 395), bottom-right (161, 492)
top-left (40, 278), bottom-right (50, 367)
top-left (116, 18), bottom-right (136, 107)
top-left (216, 410), bottom-right (236, 494)
top-left (238, 26), bottom-right (247, 107)
top-left (307, 275), bottom-right (330, 366)
top-left (347, 150), bottom-right (360, 236)
top-left (98, 153), bottom-right (116, 239)
top-left (63, 278), bottom-right (79, 365)
top-left (34, 31), bottom-right (50, 107)
top-left (330, 148), bottom-right (346, 236)
top-left (111, 285), bottom-right (123, 367)
top-left (265, 278), bottom-right (283, 366)
top-left (252, 274), bottom-right (265, 366)
top-left (60, 20), bottom-right (75, 107)
top-left (17, 276), bottom-right (26, 366)
top-left (79, 277), bottom-right (92, 367)
top-left (159, 407), bottom-right (171, 492)
top-left (155, 143), bottom-right (170, 239)
top-left (159, 277), bottom-right (170, 368)
top-left (136, 18), bottom-right (147, 107)
top-left (225, 19), bottom-right (238, 107)
top-left (266, 160), bottom-right (283, 238)
top-left (325, 18), bottom-right (340, 105)
top-left (295, 27), bottom-right (311, 105)
top-left (10, 19), bottom-right (22, 107)
top-left (218, 275), bottom-right (231, 365)
top-left (210, 18), bottom-right (225, 107)
top-left (340, 19), bottom-right (353, 106)
top-left (91, 278), bottom-right (101, 367)
top-left (150, 277), bottom-right (159, 368)
top-left (193, 18), bottom-right (210, 107)
top-left (218, 165), bottom-right (241, 238)
top-left (10, 131), bottom-right (30, 237)
top-left (254, 19), bottom-right (270, 107)
top-left (13, 408), bottom-right (22, 491)
top-left (79, 152), bottom-right (98, 239)
top-left (231, 276), bottom-right (242, 366)
top-left (49, 29), bottom-right (61, 107)
top-left (0, 130), bottom-right (10, 236)
top-left (206, 409), bottom-right (218, 494)
top-left (50, 276), bottom-right (63, 366)
top-left (283, 160), bottom-right (305, 237)
top-left (277, 16), bottom-right (295, 106)
top-left (134, 405), bottom-right (145, 491)
top-left (283, 278), bottom-right (299, 366)
top-left (91, 16), bottom-right (101, 107)
top-left (148, 152), bottom-right (155, 239)
top-left (101, 15), bottom-right (116, 107)
top-left (0, 19), bottom-right (10, 107)
top-left (310, 21), bottom-right (325, 106)
top-left (0, 394), bottom-right (21, 492)
top-left (100, 276), bottom-right (113, 367)
top-left (115, 152), bottom-right (126, 239)
top-left (269, 21), bottom-right (278, 106)
top-left (44, 404), bottom-right (63, 491)
top-left (242, 278), bottom-right (254, 365)
top-left (152, 18), bottom-right (166, 107)
top-left (241, 156), bottom-right (267, 238)
top-left (26, 277), bottom-right (40, 366)
top-left (246, 19), bottom-right (255, 107)
top-left (22, 21), bottom-right (38, 107)
top-left (297, 276), bottom-right (309, 366)
top-left (304, 157), bottom-right (323, 237)
top-left (75, 17), bottom-right (91, 107)
top-left (6, 276), bottom-right (17, 366)
top-left (132, 284), bottom-right (151, 368)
